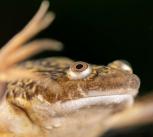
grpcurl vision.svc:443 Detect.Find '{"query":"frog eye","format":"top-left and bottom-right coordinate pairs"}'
top-left (108, 60), bottom-right (133, 73)
top-left (67, 61), bottom-right (92, 80)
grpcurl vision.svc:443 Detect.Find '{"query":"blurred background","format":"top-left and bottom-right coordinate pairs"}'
top-left (0, 0), bottom-right (152, 136)
top-left (0, 0), bottom-right (152, 94)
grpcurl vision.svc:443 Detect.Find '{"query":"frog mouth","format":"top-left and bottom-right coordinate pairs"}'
top-left (51, 93), bottom-right (134, 115)
top-left (87, 88), bottom-right (138, 97)
top-left (51, 88), bottom-right (138, 114)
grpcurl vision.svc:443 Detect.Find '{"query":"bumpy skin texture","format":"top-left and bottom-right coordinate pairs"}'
top-left (7, 57), bottom-right (140, 104)
top-left (0, 1), bottom-right (142, 137)
top-left (4, 57), bottom-right (140, 134)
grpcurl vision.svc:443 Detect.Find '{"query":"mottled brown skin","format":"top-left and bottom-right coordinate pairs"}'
top-left (0, 56), bottom-right (139, 137)
top-left (2, 57), bottom-right (140, 135)
top-left (0, 0), bottom-right (152, 136)
top-left (0, 1), bottom-right (142, 137)
top-left (7, 57), bottom-right (140, 104)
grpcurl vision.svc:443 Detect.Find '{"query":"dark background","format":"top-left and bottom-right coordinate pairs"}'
top-left (0, 0), bottom-right (152, 94)
top-left (0, 0), bottom-right (152, 136)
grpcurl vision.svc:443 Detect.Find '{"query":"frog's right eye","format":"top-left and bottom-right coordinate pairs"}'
top-left (108, 60), bottom-right (133, 73)
top-left (67, 61), bottom-right (92, 80)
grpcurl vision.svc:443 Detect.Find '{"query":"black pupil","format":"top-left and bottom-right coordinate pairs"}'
top-left (76, 64), bottom-right (83, 69)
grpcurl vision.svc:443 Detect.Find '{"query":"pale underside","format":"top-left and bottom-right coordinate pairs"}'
top-left (0, 1), bottom-right (153, 137)
top-left (52, 94), bottom-right (133, 113)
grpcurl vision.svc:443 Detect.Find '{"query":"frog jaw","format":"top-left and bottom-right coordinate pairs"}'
top-left (87, 88), bottom-right (139, 97)
top-left (51, 92), bottom-right (135, 115)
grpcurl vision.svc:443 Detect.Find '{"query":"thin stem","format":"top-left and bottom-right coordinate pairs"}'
top-left (4, 39), bottom-right (63, 68)
top-left (0, 1), bottom-right (54, 65)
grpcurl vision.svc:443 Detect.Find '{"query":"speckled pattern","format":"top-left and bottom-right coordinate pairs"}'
top-left (0, 1), bottom-right (144, 137)
top-left (6, 57), bottom-right (140, 104)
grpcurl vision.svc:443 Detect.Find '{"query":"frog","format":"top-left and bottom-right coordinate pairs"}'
top-left (0, 1), bottom-right (140, 137)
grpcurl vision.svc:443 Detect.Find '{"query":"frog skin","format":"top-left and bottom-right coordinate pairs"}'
top-left (0, 1), bottom-right (140, 137)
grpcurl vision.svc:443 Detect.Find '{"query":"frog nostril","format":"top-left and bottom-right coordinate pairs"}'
top-left (131, 75), bottom-right (140, 88)
top-left (127, 74), bottom-right (140, 96)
